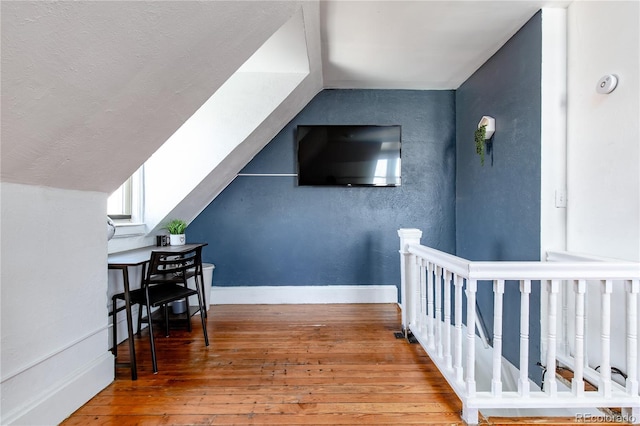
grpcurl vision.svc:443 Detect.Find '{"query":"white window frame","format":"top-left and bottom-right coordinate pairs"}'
top-left (108, 166), bottom-right (145, 237)
top-left (107, 177), bottom-right (133, 220)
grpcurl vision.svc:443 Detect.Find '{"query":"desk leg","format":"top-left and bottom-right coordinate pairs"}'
top-left (121, 267), bottom-right (137, 380)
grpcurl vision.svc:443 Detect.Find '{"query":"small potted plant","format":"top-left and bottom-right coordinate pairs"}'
top-left (164, 219), bottom-right (187, 245)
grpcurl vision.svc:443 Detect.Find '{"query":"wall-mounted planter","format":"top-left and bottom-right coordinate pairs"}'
top-left (478, 116), bottom-right (495, 139)
top-left (475, 116), bottom-right (495, 166)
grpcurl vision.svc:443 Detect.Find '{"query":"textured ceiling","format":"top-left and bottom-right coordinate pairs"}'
top-left (320, 0), bottom-right (570, 89)
top-left (0, 1), bottom-right (303, 192)
top-left (1, 0), bottom-right (571, 194)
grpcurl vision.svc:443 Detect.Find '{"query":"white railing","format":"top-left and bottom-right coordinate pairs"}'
top-left (398, 229), bottom-right (640, 425)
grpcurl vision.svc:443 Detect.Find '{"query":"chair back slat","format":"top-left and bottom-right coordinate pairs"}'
top-left (146, 247), bottom-right (200, 278)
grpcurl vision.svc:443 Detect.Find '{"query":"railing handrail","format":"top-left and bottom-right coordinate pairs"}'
top-left (399, 229), bottom-right (640, 425)
top-left (547, 250), bottom-right (637, 263)
top-left (407, 244), bottom-right (469, 276)
top-left (468, 261), bottom-right (640, 281)
top-left (407, 243), bottom-right (640, 281)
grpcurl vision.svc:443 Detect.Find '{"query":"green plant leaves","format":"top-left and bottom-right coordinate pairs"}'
top-left (474, 124), bottom-right (487, 166)
top-left (164, 219), bottom-right (187, 234)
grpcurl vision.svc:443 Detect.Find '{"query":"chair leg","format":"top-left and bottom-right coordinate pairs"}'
top-left (199, 307), bottom-right (209, 346)
top-left (163, 304), bottom-right (170, 337)
top-left (137, 302), bottom-right (143, 336)
top-left (146, 301), bottom-right (158, 374)
top-left (196, 271), bottom-right (207, 318)
top-left (185, 298), bottom-right (192, 332)
top-left (195, 287), bottom-right (209, 346)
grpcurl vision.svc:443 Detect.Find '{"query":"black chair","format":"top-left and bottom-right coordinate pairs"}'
top-left (112, 246), bottom-right (209, 373)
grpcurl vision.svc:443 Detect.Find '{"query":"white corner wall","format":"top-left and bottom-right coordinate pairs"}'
top-left (0, 183), bottom-right (114, 425)
top-left (564, 0), bottom-right (640, 392)
top-left (566, 1), bottom-right (640, 262)
top-left (540, 8), bottom-right (568, 256)
top-left (539, 7), bottom-right (568, 369)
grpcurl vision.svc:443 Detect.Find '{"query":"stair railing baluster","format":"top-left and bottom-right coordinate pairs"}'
top-left (572, 279), bottom-right (586, 397)
top-left (492, 279), bottom-right (505, 396)
top-left (519, 279), bottom-right (531, 396)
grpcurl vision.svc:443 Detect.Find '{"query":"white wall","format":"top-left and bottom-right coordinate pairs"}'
top-left (566, 1), bottom-right (640, 262)
top-left (540, 8), bottom-right (568, 257)
top-left (0, 183), bottom-right (113, 425)
top-left (563, 0), bottom-right (640, 389)
top-left (539, 7), bottom-right (568, 370)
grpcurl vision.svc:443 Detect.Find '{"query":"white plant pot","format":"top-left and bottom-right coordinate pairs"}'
top-left (170, 234), bottom-right (185, 246)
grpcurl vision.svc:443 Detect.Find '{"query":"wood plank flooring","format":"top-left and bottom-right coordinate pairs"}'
top-left (62, 304), bottom-right (463, 425)
top-left (62, 304), bottom-right (625, 425)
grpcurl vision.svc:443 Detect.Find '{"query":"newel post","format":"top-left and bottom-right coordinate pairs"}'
top-left (398, 228), bottom-right (423, 336)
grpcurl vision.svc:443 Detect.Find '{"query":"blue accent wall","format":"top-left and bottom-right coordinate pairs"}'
top-left (190, 12), bottom-right (544, 384)
top-left (188, 89), bottom-right (456, 289)
top-left (455, 12), bottom-right (543, 383)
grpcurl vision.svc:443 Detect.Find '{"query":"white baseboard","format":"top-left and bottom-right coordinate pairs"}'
top-left (211, 285), bottom-right (398, 304)
top-left (3, 351), bottom-right (114, 425)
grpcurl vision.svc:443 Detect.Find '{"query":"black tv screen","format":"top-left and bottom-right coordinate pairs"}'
top-left (296, 125), bottom-right (401, 187)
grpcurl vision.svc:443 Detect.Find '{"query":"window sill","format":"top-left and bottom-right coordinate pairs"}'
top-left (112, 222), bottom-right (146, 238)
top-left (108, 220), bottom-right (157, 254)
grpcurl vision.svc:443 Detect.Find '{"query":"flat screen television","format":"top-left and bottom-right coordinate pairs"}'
top-left (296, 125), bottom-right (401, 187)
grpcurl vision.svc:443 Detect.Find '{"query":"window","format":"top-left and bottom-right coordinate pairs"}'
top-left (108, 178), bottom-right (132, 219)
top-left (108, 166), bottom-right (144, 223)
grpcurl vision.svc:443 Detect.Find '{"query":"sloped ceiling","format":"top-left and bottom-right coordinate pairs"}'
top-left (1, 1), bottom-right (309, 193)
top-left (1, 0), bottom-right (569, 197)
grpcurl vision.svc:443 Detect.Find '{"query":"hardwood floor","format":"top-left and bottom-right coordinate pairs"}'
top-left (63, 304), bottom-right (464, 425)
top-left (62, 304), bottom-right (623, 425)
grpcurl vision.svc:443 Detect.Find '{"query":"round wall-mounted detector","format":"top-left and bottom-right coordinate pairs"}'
top-left (596, 74), bottom-right (618, 94)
